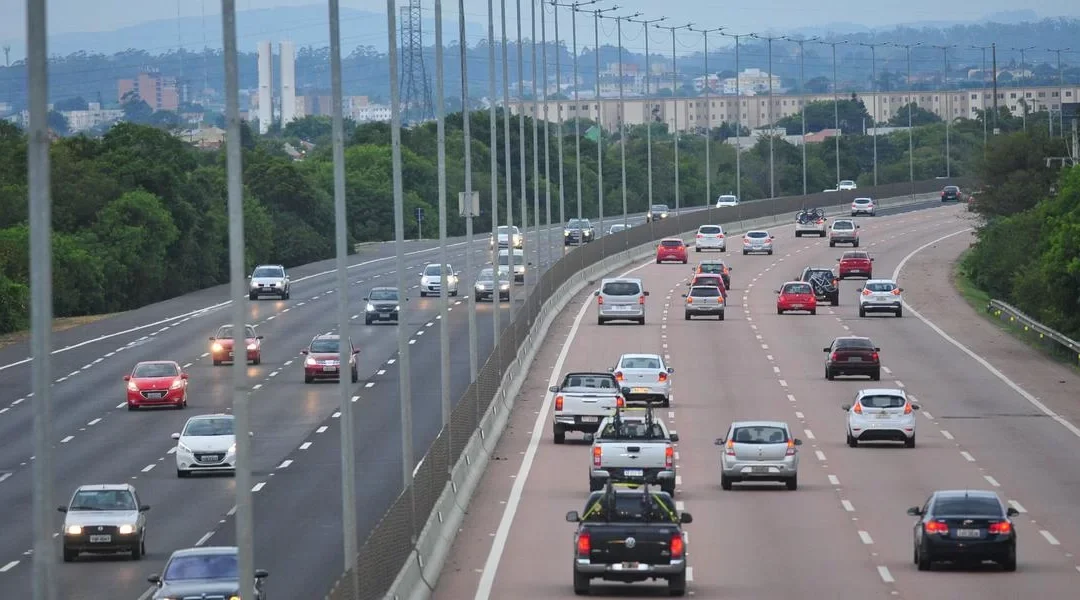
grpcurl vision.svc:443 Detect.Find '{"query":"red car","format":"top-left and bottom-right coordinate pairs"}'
top-left (209, 324), bottom-right (263, 365)
top-left (837, 251), bottom-right (874, 280)
top-left (124, 361), bottom-right (188, 410)
top-left (775, 281), bottom-right (817, 315)
top-left (302, 334), bottom-right (359, 383)
top-left (689, 273), bottom-right (727, 299)
top-left (656, 238), bottom-right (688, 264)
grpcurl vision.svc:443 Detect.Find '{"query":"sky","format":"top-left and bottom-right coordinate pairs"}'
top-left (1, 0), bottom-right (1078, 52)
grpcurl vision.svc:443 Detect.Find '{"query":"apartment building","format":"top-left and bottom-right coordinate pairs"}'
top-left (117, 70), bottom-right (180, 111)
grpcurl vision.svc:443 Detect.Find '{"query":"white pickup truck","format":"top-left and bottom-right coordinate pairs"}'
top-left (551, 372), bottom-right (630, 444)
top-left (589, 408), bottom-right (678, 495)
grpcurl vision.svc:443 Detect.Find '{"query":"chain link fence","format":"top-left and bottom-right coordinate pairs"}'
top-left (325, 177), bottom-right (967, 600)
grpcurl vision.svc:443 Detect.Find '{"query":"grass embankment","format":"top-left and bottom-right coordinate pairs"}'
top-left (0, 314), bottom-right (113, 350)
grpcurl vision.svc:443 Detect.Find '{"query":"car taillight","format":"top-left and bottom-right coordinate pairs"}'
top-left (665, 445), bottom-right (674, 468)
top-left (614, 371), bottom-right (624, 381)
top-left (903, 403), bottom-right (913, 414)
top-left (925, 521), bottom-right (949, 534)
top-left (870, 352), bottom-right (879, 362)
top-left (723, 267), bottom-right (729, 274)
top-left (892, 289), bottom-right (901, 295)
top-left (658, 371), bottom-right (667, 382)
top-left (577, 531), bottom-right (591, 557)
top-left (785, 439), bottom-right (796, 456)
top-left (941, 191), bottom-right (946, 197)
top-left (639, 295), bottom-right (645, 305)
top-left (725, 439), bottom-right (735, 456)
top-left (696, 233), bottom-right (703, 238)
top-left (830, 352), bottom-right (838, 362)
top-left (862, 289), bottom-right (871, 296)
top-left (816, 219), bottom-right (824, 224)
top-left (597, 296), bottom-right (604, 305)
top-left (593, 445), bottom-right (602, 467)
top-left (686, 297), bottom-right (693, 304)
top-left (670, 534), bottom-right (684, 559)
top-left (616, 396), bottom-right (625, 408)
top-left (989, 522), bottom-right (1012, 535)
top-left (717, 233), bottom-right (724, 238)
top-left (853, 403), bottom-right (863, 414)
top-left (554, 395), bottom-right (563, 411)
top-left (743, 238), bottom-right (751, 244)
top-left (767, 237), bottom-right (773, 242)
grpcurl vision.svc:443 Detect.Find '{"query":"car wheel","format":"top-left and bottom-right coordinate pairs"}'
top-left (695, 247), bottom-right (700, 252)
top-left (777, 308), bottom-right (783, 315)
top-left (684, 313), bottom-right (691, 320)
top-left (896, 307), bottom-right (903, 318)
top-left (668, 571), bottom-right (687, 596)
top-left (720, 474), bottom-right (733, 490)
top-left (905, 434), bottom-right (916, 448)
top-left (917, 545), bottom-right (932, 571)
top-left (365, 317), bottom-right (372, 325)
top-left (62, 547), bottom-right (76, 562)
top-left (830, 294), bottom-right (839, 307)
top-left (718, 312), bottom-right (725, 321)
top-left (1001, 546), bottom-right (1017, 572)
top-left (853, 241), bottom-right (860, 247)
top-left (795, 232), bottom-right (801, 238)
top-left (249, 293), bottom-right (257, 301)
top-left (177, 469), bottom-right (189, 478)
top-left (127, 404), bottom-right (138, 411)
top-left (871, 369), bottom-right (881, 381)
top-left (597, 317), bottom-right (605, 326)
top-left (786, 475), bottom-right (798, 490)
top-left (859, 307), bottom-right (866, 317)
top-left (131, 540), bottom-right (142, 560)
top-left (742, 250), bottom-right (748, 255)
top-left (847, 432), bottom-right (858, 447)
top-left (825, 367), bottom-right (834, 381)
top-left (474, 294), bottom-right (482, 302)
top-left (253, 356), bottom-right (261, 365)
top-left (638, 317), bottom-right (645, 325)
top-left (810, 308), bottom-right (816, 315)
top-left (768, 250), bottom-right (773, 255)
top-left (573, 572), bottom-right (590, 595)
top-left (829, 241), bottom-right (836, 247)
top-left (451, 290), bottom-right (458, 297)
top-left (682, 259), bottom-right (687, 264)
top-left (213, 359), bottom-right (221, 366)
top-left (304, 375), bottom-right (313, 384)
top-left (553, 429), bottom-right (566, 444)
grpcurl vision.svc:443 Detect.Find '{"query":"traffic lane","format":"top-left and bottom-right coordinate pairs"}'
top-left (744, 219), bottom-right (1080, 596)
top-left (659, 264), bottom-right (897, 599)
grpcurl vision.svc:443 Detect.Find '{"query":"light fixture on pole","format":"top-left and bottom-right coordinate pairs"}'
top-left (856, 41), bottom-right (883, 186)
top-left (1010, 46), bottom-right (1034, 132)
top-left (605, 11), bottom-right (643, 235)
top-left (459, 0), bottom-right (478, 380)
top-left (971, 44), bottom-right (992, 148)
top-left (815, 39), bottom-right (847, 188)
top-left (691, 25), bottom-right (724, 209)
top-left (930, 44), bottom-right (956, 176)
top-left (580, 3), bottom-right (619, 244)
top-left (784, 35), bottom-right (818, 195)
top-left (721, 31), bottom-right (746, 201)
top-left (486, 0), bottom-right (501, 345)
top-left (752, 33), bottom-right (783, 198)
top-left (656, 21), bottom-right (694, 214)
top-left (627, 15), bottom-right (666, 221)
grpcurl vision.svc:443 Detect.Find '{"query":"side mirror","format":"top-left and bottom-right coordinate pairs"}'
top-left (1007, 507), bottom-right (1019, 517)
top-left (208, 336), bottom-right (216, 341)
top-left (841, 404), bottom-right (851, 411)
top-left (257, 335), bottom-right (264, 339)
top-left (594, 290), bottom-right (600, 296)
top-left (139, 505), bottom-right (151, 512)
top-left (856, 288), bottom-right (864, 292)
top-left (728, 266), bottom-right (733, 271)
top-left (906, 506), bottom-right (922, 516)
top-left (669, 432), bottom-right (679, 442)
top-left (911, 403), bottom-right (921, 410)
top-left (874, 347), bottom-right (881, 352)
top-left (255, 569), bottom-right (269, 579)
top-left (171, 433), bottom-right (180, 440)
top-left (362, 297), bottom-right (368, 301)
top-left (836, 258), bottom-right (841, 261)
top-left (713, 438), bottom-right (725, 446)
top-left (823, 347), bottom-right (831, 353)
top-left (180, 373), bottom-right (189, 380)
top-left (667, 367), bottom-right (674, 374)
top-left (147, 575), bottom-right (162, 585)
top-left (565, 510), bottom-right (581, 523)
top-left (57, 506), bottom-right (67, 513)
top-left (774, 290), bottom-right (780, 294)
top-left (681, 293), bottom-right (687, 298)
top-left (123, 375), bottom-right (131, 381)
top-left (548, 385), bottom-right (560, 393)
top-left (870, 258), bottom-right (875, 261)
top-left (898, 288), bottom-right (904, 292)
top-left (621, 387), bottom-right (632, 396)
top-left (644, 291), bottom-right (650, 296)
top-left (794, 439), bottom-right (803, 446)
top-left (680, 512), bottom-right (693, 524)
top-left (300, 349), bottom-right (308, 355)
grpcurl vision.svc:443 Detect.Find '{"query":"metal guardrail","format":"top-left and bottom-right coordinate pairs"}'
top-left (988, 299), bottom-right (1080, 364)
top-left (323, 177), bottom-right (969, 600)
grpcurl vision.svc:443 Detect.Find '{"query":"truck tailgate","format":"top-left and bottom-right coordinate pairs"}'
top-left (598, 442), bottom-right (669, 469)
top-left (560, 392), bottom-right (619, 418)
top-left (586, 524), bottom-right (679, 565)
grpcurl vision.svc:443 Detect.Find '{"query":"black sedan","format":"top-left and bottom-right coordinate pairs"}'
top-left (824, 336), bottom-right (881, 380)
top-left (564, 218), bottom-right (595, 245)
top-left (941, 185), bottom-right (961, 201)
top-left (907, 490), bottom-right (1018, 571)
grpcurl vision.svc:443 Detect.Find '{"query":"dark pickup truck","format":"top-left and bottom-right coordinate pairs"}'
top-left (567, 481), bottom-right (692, 596)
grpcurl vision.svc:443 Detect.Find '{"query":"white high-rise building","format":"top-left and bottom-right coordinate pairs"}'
top-left (280, 41), bottom-right (297, 126)
top-left (257, 41), bottom-right (273, 133)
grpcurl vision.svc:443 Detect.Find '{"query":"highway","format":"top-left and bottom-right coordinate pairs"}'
top-left (0, 214), bottom-right (652, 599)
top-left (434, 202), bottom-right (1080, 599)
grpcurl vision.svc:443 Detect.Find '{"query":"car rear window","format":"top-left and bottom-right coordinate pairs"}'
top-left (620, 357), bottom-right (661, 369)
top-left (699, 263), bottom-right (723, 274)
top-left (805, 269), bottom-right (833, 278)
top-left (692, 276), bottom-right (723, 288)
top-left (854, 198), bottom-right (871, 204)
top-left (859, 394), bottom-right (906, 409)
top-left (310, 339), bottom-right (342, 353)
top-left (564, 374), bottom-right (617, 389)
top-left (945, 186), bottom-right (959, 192)
top-left (836, 338), bottom-right (875, 349)
top-left (782, 283), bottom-right (812, 294)
top-left (601, 281), bottom-right (640, 296)
top-left (732, 426), bottom-right (788, 444)
top-left (842, 252), bottom-right (869, 259)
top-left (833, 221), bottom-right (854, 230)
top-left (865, 282), bottom-right (896, 292)
top-left (660, 240), bottom-right (684, 247)
top-left (933, 497), bottom-right (1003, 517)
top-left (746, 231), bottom-right (769, 238)
top-left (699, 226), bottom-right (722, 234)
top-left (583, 493), bottom-right (678, 522)
top-left (689, 287), bottom-right (721, 297)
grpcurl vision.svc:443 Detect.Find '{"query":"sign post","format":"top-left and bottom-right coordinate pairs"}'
top-left (416, 206), bottom-right (425, 240)
top-left (458, 190), bottom-right (480, 217)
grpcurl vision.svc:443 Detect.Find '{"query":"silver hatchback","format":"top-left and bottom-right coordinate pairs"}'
top-left (715, 421), bottom-right (803, 490)
top-left (595, 278), bottom-right (648, 325)
top-left (743, 230), bottom-right (773, 255)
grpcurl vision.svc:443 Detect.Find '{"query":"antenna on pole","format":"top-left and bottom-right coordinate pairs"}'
top-left (2, 45), bottom-right (10, 67)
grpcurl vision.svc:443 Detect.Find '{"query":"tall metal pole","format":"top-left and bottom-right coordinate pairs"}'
top-left (932, 45), bottom-right (955, 176)
top-left (1051, 48), bottom-right (1069, 138)
top-left (614, 13), bottom-right (642, 231)
top-left (27, 0), bottom-right (55, 597)
top-left (329, 0), bottom-right (357, 592)
top-left (817, 40), bottom-right (846, 187)
top-left (657, 22), bottom-right (693, 213)
top-left (541, 1), bottom-right (553, 266)
top-left (694, 26), bottom-right (723, 206)
top-left (488, 0), bottom-right (501, 343)
top-left (501, 0), bottom-right (516, 290)
top-left (222, 1), bottom-right (254, 595)
top-left (434, 0), bottom-right (452, 475)
top-left (786, 36), bottom-right (816, 195)
top-left (991, 43), bottom-right (999, 135)
top-left (460, 0), bottom-right (478, 381)
top-left (516, 0), bottom-right (527, 293)
top-left (753, 33), bottom-right (781, 197)
top-left (629, 16), bottom-right (666, 214)
top-left (858, 42), bottom-right (880, 186)
top-left (571, 4), bottom-right (583, 227)
top-left (530, 0), bottom-right (541, 279)
top-left (972, 45), bottom-right (990, 148)
top-left (1011, 46), bottom-right (1034, 132)
top-left (722, 32), bottom-right (744, 200)
top-left (589, 6), bottom-right (618, 241)
top-left (552, 2), bottom-right (596, 240)
top-left (892, 42), bottom-right (920, 198)
top-left (387, 0), bottom-right (414, 506)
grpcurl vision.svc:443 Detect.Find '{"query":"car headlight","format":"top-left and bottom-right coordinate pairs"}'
top-left (305, 357), bottom-right (316, 366)
top-left (228, 443), bottom-right (237, 454)
top-left (661, 212), bottom-right (668, 218)
top-left (563, 230), bottom-right (570, 236)
top-left (211, 342), bottom-right (223, 352)
top-left (499, 283), bottom-right (510, 290)
top-left (118, 524), bottom-right (136, 535)
top-left (177, 442), bottom-right (193, 454)
top-left (229, 596), bottom-right (241, 600)
top-left (366, 303), bottom-right (376, 312)
top-left (394, 304), bottom-right (400, 311)
top-left (127, 381), bottom-right (139, 392)
top-left (246, 343), bottom-right (257, 351)
top-left (66, 525), bottom-right (82, 535)
top-left (170, 378), bottom-right (185, 390)
top-left (475, 283), bottom-right (485, 290)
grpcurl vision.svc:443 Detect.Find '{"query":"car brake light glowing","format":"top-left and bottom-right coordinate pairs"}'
top-left (725, 439), bottom-right (735, 456)
top-left (670, 534), bottom-right (684, 559)
top-left (616, 396), bottom-right (625, 408)
top-left (988, 522), bottom-right (1012, 535)
top-left (554, 395), bottom-right (563, 411)
top-left (892, 289), bottom-right (901, 295)
top-left (904, 402), bottom-right (913, 414)
top-left (696, 233), bottom-right (703, 238)
top-left (658, 371), bottom-right (667, 382)
top-left (830, 352), bottom-right (838, 362)
top-left (743, 238), bottom-right (751, 244)
top-left (785, 439), bottom-right (796, 456)
top-left (853, 403), bottom-right (863, 414)
top-left (870, 352), bottom-right (879, 362)
top-left (597, 296), bottom-right (604, 305)
top-left (614, 371), bottom-right (624, 381)
top-left (665, 446), bottom-right (674, 468)
top-left (577, 531), bottom-right (591, 557)
top-left (925, 521), bottom-right (949, 534)
top-left (639, 295), bottom-right (646, 305)
top-left (862, 289), bottom-right (872, 296)
top-left (687, 297), bottom-right (693, 304)
top-left (593, 445), bottom-right (602, 466)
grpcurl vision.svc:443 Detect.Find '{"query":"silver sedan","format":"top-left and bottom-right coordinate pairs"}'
top-left (715, 421), bottom-right (803, 490)
top-left (609, 353), bottom-right (673, 407)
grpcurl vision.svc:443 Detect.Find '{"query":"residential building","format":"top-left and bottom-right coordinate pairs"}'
top-left (720, 68), bottom-right (782, 95)
top-left (61, 102), bottom-right (124, 133)
top-left (117, 70), bottom-right (180, 111)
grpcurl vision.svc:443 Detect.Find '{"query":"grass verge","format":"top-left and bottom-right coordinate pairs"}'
top-left (0, 314), bottom-right (115, 350)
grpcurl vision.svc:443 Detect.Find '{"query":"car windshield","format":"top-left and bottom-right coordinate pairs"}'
top-left (854, 198), bottom-right (871, 204)
top-left (598, 420), bottom-right (666, 440)
top-left (620, 357), bottom-right (661, 369)
top-left (859, 394), bottom-right (906, 409)
top-left (651, 205), bottom-right (669, 211)
top-left (699, 226), bottom-right (722, 234)
top-left (945, 186), bottom-right (959, 193)
top-left (689, 287), bottom-right (721, 297)
top-left (582, 492), bottom-right (678, 523)
top-left (732, 426), bottom-right (788, 444)
top-left (609, 225), bottom-right (626, 232)
top-left (183, 417), bottom-right (234, 437)
top-left (840, 180), bottom-right (855, 186)
top-left (215, 326), bottom-right (256, 339)
top-left (660, 240), bottom-right (683, 247)
top-left (717, 196), bottom-right (737, 202)
top-left (164, 553), bottom-right (239, 581)
top-left (564, 374), bottom-right (617, 389)
top-left (424, 265), bottom-right (446, 276)
top-left (70, 489), bottom-right (136, 511)
top-left (865, 282), bottom-right (896, 292)
top-left (310, 339), bottom-right (343, 353)
top-left (369, 289), bottom-right (398, 301)
top-left (843, 252), bottom-right (870, 260)
top-left (252, 266), bottom-right (283, 278)
top-left (567, 219), bottom-right (588, 228)
top-left (836, 338), bottom-right (875, 350)
top-left (699, 263), bottom-right (724, 273)
top-left (747, 231), bottom-right (768, 238)
top-left (477, 268), bottom-right (495, 281)
top-left (693, 277), bottom-right (723, 288)
top-left (833, 221), bottom-right (854, 230)
top-left (601, 281), bottom-right (640, 296)
top-left (133, 363), bottom-right (179, 378)
top-left (933, 497), bottom-right (1003, 517)
top-left (783, 283), bottom-right (812, 294)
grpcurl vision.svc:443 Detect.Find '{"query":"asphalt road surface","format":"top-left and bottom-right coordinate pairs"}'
top-left (434, 202), bottom-right (1080, 600)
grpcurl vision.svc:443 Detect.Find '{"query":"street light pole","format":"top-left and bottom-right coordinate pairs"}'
top-left (459, 0), bottom-right (478, 381)
top-left (433, 0), bottom-right (452, 481)
top-left (752, 33), bottom-right (782, 198)
top-left (816, 40), bottom-right (847, 188)
top-left (515, 0), bottom-right (527, 294)
top-left (891, 42), bottom-right (920, 199)
top-left (722, 32), bottom-right (746, 201)
top-left (931, 44), bottom-right (955, 177)
top-left (1050, 47), bottom-right (1070, 138)
top-left (487, 0), bottom-right (500, 344)
top-left (530, 0), bottom-right (541, 281)
top-left (971, 44), bottom-right (992, 148)
top-left (785, 35), bottom-right (817, 195)
top-left (1011, 46), bottom-right (1035, 132)
top-left (656, 22), bottom-right (694, 213)
top-left (628, 15), bottom-right (666, 215)
top-left (857, 41), bottom-right (882, 186)
top-left (500, 0), bottom-right (515, 286)
top-left (692, 26), bottom-right (724, 207)
top-left (609, 12), bottom-right (642, 233)
top-left (540, 0), bottom-right (551, 263)
top-left (585, 5), bottom-right (618, 245)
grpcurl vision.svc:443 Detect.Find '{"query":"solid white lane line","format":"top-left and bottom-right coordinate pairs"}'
top-left (960, 451), bottom-right (975, 462)
top-left (0, 561), bottom-right (18, 572)
top-left (1008, 500), bottom-right (1027, 513)
top-left (815, 450), bottom-right (827, 461)
top-left (1041, 530), bottom-right (1061, 546)
top-left (141, 464), bottom-right (155, 473)
top-left (804, 429), bottom-right (816, 440)
top-left (940, 430), bottom-right (954, 440)
top-left (300, 442), bottom-right (312, 450)
top-left (316, 426), bottom-right (328, 433)
top-left (251, 482), bottom-right (266, 492)
top-left (858, 531), bottom-right (874, 544)
top-left (196, 532), bottom-right (214, 546)
top-left (877, 566), bottom-right (894, 583)
top-left (841, 499), bottom-right (855, 512)
top-left (60, 436), bottom-right (74, 443)
top-left (278, 460), bottom-right (293, 469)
top-left (828, 474), bottom-right (840, 486)
top-left (984, 475), bottom-right (1001, 487)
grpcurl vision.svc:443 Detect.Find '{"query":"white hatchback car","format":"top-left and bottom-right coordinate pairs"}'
top-left (173, 414), bottom-right (241, 477)
top-left (842, 388), bottom-right (920, 447)
top-left (716, 421), bottom-right (803, 490)
top-left (857, 279), bottom-right (904, 318)
top-left (715, 194), bottom-right (739, 207)
top-left (851, 197), bottom-right (876, 216)
top-left (695, 225), bottom-right (726, 252)
top-left (743, 230), bottom-right (774, 255)
top-left (419, 263), bottom-right (459, 296)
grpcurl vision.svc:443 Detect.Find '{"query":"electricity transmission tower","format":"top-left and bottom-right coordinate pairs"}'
top-left (399, 0), bottom-right (434, 124)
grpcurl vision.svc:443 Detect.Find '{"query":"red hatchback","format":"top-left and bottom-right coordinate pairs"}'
top-left (837, 251), bottom-right (874, 279)
top-left (302, 334), bottom-right (359, 383)
top-left (689, 274), bottom-right (727, 299)
top-left (209, 324), bottom-right (263, 365)
top-left (776, 281), bottom-right (817, 315)
top-left (656, 238), bottom-right (688, 264)
top-left (125, 361), bottom-right (188, 410)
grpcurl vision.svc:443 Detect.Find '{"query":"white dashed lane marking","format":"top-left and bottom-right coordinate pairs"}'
top-left (316, 426), bottom-right (328, 434)
top-left (960, 451), bottom-right (975, 462)
top-left (1041, 530), bottom-right (1061, 546)
top-left (827, 474), bottom-right (841, 486)
top-left (0, 561), bottom-right (18, 573)
top-left (1008, 500), bottom-right (1027, 513)
top-left (300, 442), bottom-right (312, 450)
top-left (841, 499), bottom-right (855, 512)
top-left (983, 475), bottom-right (1001, 487)
top-left (251, 482), bottom-right (266, 492)
top-left (60, 436), bottom-right (73, 443)
top-left (877, 566), bottom-right (894, 583)
top-left (858, 531), bottom-right (874, 545)
top-left (940, 430), bottom-right (954, 440)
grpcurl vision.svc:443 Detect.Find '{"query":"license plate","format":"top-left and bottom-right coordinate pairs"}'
top-left (322, 366), bottom-right (337, 372)
top-left (201, 455), bottom-right (220, 462)
top-left (791, 304), bottom-right (803, 309)
top-left (619, 562), bottom-right (641, 569)
top-left (580, 416), bottom-right (598, 423)
top-left (848, 357), bottom-right (862, 362)
top-left (876, 413), bottom-right (891, 419)
top-left (955, 529), bottom-right (981, 538)
top-left (623, 469), bottom-right (644, 477)
top-left (631, 387), bottom-right (649, 394)
top-left (148, 392), bottom-right (164, 398)
top-left (751, 466), bottom-right (770, 473)
top-left (611, 305), bottom-right (634, 312)
top-left (89, 535), bottom-right (111, 543)
top-left (228, 352), bottom-right (234, 358)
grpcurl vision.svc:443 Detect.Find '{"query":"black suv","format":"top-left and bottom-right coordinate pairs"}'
top-left (799, 267), bottom-right (839, 306)
top-left (646, 204), bottom-right (670, 223)
top-left (940, 186), bottom-right (961, 202)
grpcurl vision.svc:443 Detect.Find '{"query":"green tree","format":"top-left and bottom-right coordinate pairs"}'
top-left (888, 103), bottom-right (941, 126)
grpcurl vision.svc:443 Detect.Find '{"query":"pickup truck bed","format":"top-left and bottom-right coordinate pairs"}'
top-left (551, 372), bottom-right (628, 443)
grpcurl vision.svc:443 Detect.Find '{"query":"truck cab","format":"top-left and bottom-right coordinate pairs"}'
top-left (550, 372), bottom-right (630, 444)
